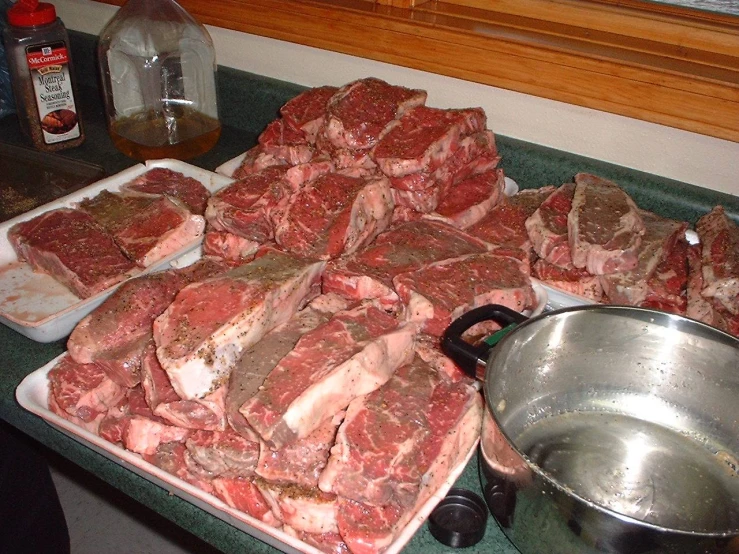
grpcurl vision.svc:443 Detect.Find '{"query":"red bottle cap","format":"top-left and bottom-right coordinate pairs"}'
top-left (7, 0), bottom-right (57, 28)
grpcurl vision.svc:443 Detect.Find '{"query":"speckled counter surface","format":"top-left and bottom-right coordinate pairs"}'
top-left (0, 31), bottom-right (737, 554)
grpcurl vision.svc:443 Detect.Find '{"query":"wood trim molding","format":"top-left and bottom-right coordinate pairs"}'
top-left (95, 0), bottom-right (739, 142)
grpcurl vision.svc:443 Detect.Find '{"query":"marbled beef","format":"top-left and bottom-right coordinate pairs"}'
top-left (121, 167), bottom-right (211, 215)
top-left (323, 78), bottom-right (426, 150)
top-left (392, 251), bottom-right (537, 336)
top-left (323, 220), bottom-right (488, 307)
top-left (525, 182), bottom-right (576, 267)
top-left (372, 105), bottom-right (486, 178)
top-left (568, 173), bottom-right (645, 274)
top-left (696, 205), bottom-right (739, 315)
top-left (79, 190), bottom-right (205, 268)
top-left (599, 210), bottom-right (687, 305)
top-left (273, 172), bottom-right (394, 260)
top-left (8, 208), bottom-right (136, 298)
top-left (154, 250), bottom-right (325, 400)
top-left (240, 302), bottom-right (417, 448)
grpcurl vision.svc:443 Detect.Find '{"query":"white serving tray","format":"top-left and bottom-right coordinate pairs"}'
top-left (16, 357), bottom-right (479, 554)
top-left (0, 159), bottom-right (233, 343)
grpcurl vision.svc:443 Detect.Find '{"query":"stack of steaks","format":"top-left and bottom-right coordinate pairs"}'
top-left (35, 75), bottom-right (738, 554)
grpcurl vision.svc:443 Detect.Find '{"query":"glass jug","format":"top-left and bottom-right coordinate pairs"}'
top-left (97, 0), bottom-right (220, 160)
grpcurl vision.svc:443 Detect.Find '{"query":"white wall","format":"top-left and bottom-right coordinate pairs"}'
top-left (55, 0), bottom-right (738, 196)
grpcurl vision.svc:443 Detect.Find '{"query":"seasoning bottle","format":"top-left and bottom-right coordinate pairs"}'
top-left (3, 0), bottom-right (85, 151)
top-left (97, 0), bottom-right (220, 161)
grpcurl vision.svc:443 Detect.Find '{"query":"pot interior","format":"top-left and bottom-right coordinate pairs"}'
top-left (485, 305), bottom-right (739, 535)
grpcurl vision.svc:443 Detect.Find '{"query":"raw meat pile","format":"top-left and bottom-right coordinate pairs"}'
top-left (8, 168), bottom-right (210, 298)
top-left (42, 77), bottom-right (549, 554)
top-left (39, 76), bottom-right (737, 553)
top-left (476, 172), bottom-right (739, 337)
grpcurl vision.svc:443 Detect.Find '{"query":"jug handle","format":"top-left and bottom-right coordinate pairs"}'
top-left (441, 304), bottom-right (528, 380)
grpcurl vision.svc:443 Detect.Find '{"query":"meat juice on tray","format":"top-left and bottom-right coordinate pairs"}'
top-left (31, 76), bottom-right (739, 554)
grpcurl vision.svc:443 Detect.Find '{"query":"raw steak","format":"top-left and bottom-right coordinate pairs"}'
top-left (273, 172), bottom-right (394, 259)
top-left (121, 167), bottom-right (211, 215)
top-left (258, 481), bottom-right (339, 535)
top-left (79, 190), bottom-right (205, 267)
top-left (568, 173), bottom-right (645, 274)
top-left (256, 415), bottom-right (339, 488)
top-left (226, 294), bottom-right (346, 440)
top-left (258, 119), bottom-right (315, 165)
top-left (280, 85), bottom-right (339, 143)
top-left (154, 250), bottom-right (325, 400)
top-left (319, 355), bottom-right (482, 509)
top-left (323, 78), bottom-right (427, 150)
top-left (48, 354), bottom-right (125, 425)
top-left (202, 230), bottom-right (259, 261)
top-left (427, 168), bottom-right (506, 229)
top-left (185, 429), bottom-right (259, 477)
top-left (155, 384), bottom-right (228, 431)
top-left (532, 259), bottom-right (603, 302)
top-left (232, 144), bottom-right (289, 179)
top-left (206, 162), bottom-right (334, 245)
top-left (68, 259), bottom-right (231, 388)
top-left (686, 243), bottom-right (739, 335)
top-left (599, 211), bottom-right (687, 305)
top-left (205, 167), bottom-right (294, 244)
top-left (334, 371), bottom-right (482, 553)
top-left (372, 106), bottom-right (486, 178)
top-left (392, 252), bottom-right (537, 336)
top-left (145, 442), bottom-right (215, 494)
top-left (240, 302), bottom-right (417, 448)
top-left (525, 182), bottom-right (575, 267)
top-left (68, 270), bottom-right (190, 387)
top-left (8, 208), bottom-right (136, 298)
top-left (695, 206), bottom-right (739, 315)
top-left (467, 186), bottom-right (555, 254)
top-left (642, 237), bottom-right (688, 314)
top-left (123, 415), bottom-right (191, 456)
top-left (211, 477), bottom-right (278, 525)
top-left (386, 130), bottom-right (498, 192)
top-left (323, 220), bottom-right (489, 307)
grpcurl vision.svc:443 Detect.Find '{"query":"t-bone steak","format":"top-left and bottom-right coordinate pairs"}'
top-left (8, 207), bottom-right (137, 298)
top-left (153, 250), bottom-right (325, 400)
top-left (392, 251), bottom-right (537, 336)
top-left (79, 190), bottom-right (204, 268)
top-left (240, 302), bottom-right (417, 449)
top-left (323, 77), bottom-right (427, 150)
top-left (371, 106), bottom-right (486, 178)
top-left (599, 210), bottom-right (687, 305)
top-left (120, 167), bottom-right (211, 215)
top-left (568, 173), bottom-right (645, 275)
top-left (273, 172), bottom-right (394, 260)
top-left (323, 220), bottom-right (489, 307)
top-left (695, 206), bottom-right (739, 315)
top-left (525, 182), bottom-right (575, 267)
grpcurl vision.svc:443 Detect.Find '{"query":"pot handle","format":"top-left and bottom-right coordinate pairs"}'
top-left (441, 304), bottom-right (529, 380)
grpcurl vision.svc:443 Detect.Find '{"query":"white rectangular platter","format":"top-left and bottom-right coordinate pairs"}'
top-left (0, 159), bottom-right (234, 342)
top-left (16, 356), bottom-right (479, 554)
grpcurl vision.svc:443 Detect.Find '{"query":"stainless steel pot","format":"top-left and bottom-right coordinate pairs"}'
top-left (441, 304), bottom-right (739, 554)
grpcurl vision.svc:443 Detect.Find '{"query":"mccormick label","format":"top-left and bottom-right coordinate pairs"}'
top-left (26, 41), bottom-right (81, 145)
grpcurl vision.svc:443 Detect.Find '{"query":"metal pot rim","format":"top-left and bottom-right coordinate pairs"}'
top-left (481, 304), bottom-right (739, 538)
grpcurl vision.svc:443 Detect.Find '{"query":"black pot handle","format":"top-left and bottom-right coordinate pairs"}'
top-left (441, 304), bottom-right (529, 380)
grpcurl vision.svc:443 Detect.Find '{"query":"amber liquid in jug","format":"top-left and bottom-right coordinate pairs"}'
top-left (98, 0), bottom-right (220, 161)
top-left (109, 107), bottom-right (221, 160)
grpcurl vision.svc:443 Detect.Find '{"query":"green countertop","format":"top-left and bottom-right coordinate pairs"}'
top-left (0, 30), bottom-right (737, 554)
